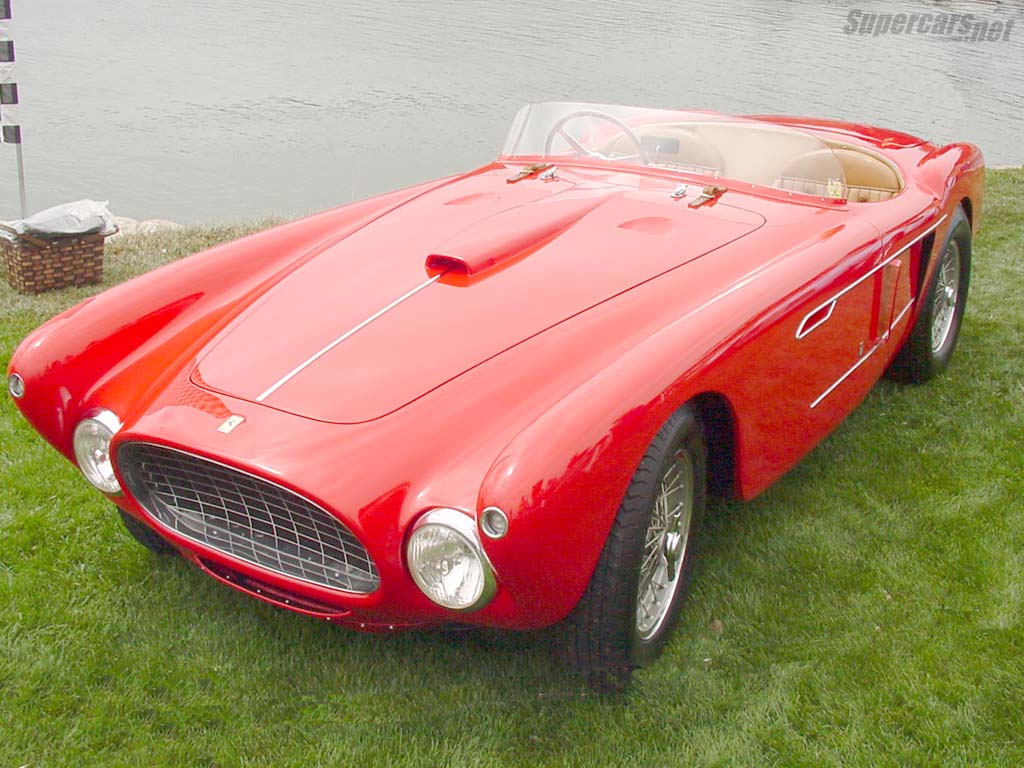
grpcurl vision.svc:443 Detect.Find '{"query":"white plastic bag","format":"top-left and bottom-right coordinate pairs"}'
top-left (2, 199), bottom-right (117, 241)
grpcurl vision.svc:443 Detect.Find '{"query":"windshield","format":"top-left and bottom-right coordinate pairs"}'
top-left (501, 101), bottom-right (848, 197)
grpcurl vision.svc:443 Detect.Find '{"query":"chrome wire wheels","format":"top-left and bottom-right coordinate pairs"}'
top-left (931, 238), bottom-right (962, 354)
top-left (636, 450), bottom-right (695, 640)
top-left (559, 404), bottom-right (706, 693)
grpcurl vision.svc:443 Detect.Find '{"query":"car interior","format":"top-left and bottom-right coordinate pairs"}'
top-left (603, 121), bottom-right (905, 202)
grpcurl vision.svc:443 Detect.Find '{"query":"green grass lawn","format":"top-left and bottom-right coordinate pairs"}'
top-left (2, 172), bottom-right (1022, 767)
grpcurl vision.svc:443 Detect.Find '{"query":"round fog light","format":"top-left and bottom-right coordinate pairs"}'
top-left (73, 409), bottom-right (123, 494)
top-left (480, 506), bottom-right (509, 539)
top-left (8, 373), bottom-right (25, 399)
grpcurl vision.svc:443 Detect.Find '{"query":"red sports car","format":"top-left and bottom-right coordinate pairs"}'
top-left (7, 102), bottom-right (983, 691)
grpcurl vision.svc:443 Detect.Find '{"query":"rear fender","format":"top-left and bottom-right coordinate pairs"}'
top-left (910, 143), bottom-right (984, 307)
top-left (915, 142), bottom-right (985, 230)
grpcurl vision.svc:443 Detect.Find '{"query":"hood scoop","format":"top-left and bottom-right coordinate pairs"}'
top-left (426, 194), bottom-right (609, 277)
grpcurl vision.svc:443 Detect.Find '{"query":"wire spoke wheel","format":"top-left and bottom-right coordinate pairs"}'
top-left (930, 239), bottom-right (961, 353)
top-left (559, 404), bottom-right (706, 693)
top-left (636, 451), bottom-right (694, 640)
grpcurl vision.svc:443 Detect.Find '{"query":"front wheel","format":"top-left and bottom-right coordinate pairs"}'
top-left (559, 404), bottom-right (707, 693)
top-left (886, 205), bottom-right (972, 383)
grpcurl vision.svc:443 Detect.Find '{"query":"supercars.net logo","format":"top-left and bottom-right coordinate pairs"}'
top-left (844, 9), bottom-right (1015, 42)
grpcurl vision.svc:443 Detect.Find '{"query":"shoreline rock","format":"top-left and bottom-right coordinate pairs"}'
top-left (108, 216), bottom-right (183, 241)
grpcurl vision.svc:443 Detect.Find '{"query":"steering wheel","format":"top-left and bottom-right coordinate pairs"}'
top-left (543, 110), bottom-right (650, 164)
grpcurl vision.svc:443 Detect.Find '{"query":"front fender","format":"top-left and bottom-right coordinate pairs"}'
top-left (474, 264), bottom-right (749, 627)
top-left (7, 175), bottom-right (461, 460)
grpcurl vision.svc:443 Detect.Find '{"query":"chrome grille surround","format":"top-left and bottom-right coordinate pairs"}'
top-left (117, 442), bottom-right (379, 593)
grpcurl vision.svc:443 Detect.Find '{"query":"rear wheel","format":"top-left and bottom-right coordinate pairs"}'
top-left (118, 509), bottom-right (177, 556)
top-left (560, 404), bottom-right (706, 693)
top-left (887, 206), bottom-right (972, 383)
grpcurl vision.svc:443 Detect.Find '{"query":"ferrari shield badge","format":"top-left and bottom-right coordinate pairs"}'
top-left (217, 414), bottom-right (245, 434)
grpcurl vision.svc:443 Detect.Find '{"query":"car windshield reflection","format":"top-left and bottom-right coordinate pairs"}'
top-left (500, 101), bottom-right (853, 196)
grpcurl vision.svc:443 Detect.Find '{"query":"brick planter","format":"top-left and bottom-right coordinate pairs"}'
top-left (1, 233), bottom-right (105, 294)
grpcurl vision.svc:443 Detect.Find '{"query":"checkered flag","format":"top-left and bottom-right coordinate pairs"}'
top-left (0, 1), bottom-right (17, 142)
top-left (1, 0), bottom-right (27, 216)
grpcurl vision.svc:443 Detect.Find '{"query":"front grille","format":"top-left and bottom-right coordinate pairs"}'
top-left (118, 442), bottom-right (379, 593)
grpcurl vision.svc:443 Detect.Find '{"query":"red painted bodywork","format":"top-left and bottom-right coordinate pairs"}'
top-left (8, 112), bottom-right (984, 631)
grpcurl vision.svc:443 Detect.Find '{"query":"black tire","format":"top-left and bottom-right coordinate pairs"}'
top-left (559, 404), bottom-right (707, 693)
top-left (886, 206), bottom-right (972, 383)
top-left (118, 509), bottom-right (177, 556)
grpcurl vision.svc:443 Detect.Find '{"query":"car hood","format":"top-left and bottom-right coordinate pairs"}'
top-left (192, 167), bottom-right (765, 423)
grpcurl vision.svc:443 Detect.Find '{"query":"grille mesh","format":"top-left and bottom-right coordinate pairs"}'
top-left (118, 442), bottom-right (379, 593)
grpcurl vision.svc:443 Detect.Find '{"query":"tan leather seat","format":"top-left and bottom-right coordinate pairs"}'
top-left (832, 147), bottom-right (902, 202)
top-left (774, 146), bottom-right (901, 202)
top-left (773, 177), bottom-right (834, 197)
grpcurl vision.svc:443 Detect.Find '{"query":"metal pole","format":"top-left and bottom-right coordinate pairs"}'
top-left (15, 137), bottom-right (25, 216)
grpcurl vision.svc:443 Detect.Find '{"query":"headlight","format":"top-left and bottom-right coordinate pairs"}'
top-left (73, 409), bottom-right (123, 494)
top-left (406, 508), bottom-right (496, 612)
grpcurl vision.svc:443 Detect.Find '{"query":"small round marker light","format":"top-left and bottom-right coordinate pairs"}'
top-left (8, 373), bottom-right (25, 399)
top-left (480, 506), bottom-right (509, 539)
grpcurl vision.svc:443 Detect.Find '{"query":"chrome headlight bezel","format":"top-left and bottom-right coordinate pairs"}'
top-left (406, 507), bottom-right (497, 612)
top-left (72, 409), bottom-right (123, 494)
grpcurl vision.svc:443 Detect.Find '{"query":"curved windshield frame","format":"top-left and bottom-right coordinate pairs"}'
top-left (501, 101), bottom-right (851, 199)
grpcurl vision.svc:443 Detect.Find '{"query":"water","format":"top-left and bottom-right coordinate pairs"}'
top-left (1, 0), bottom-right (1021, 223)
